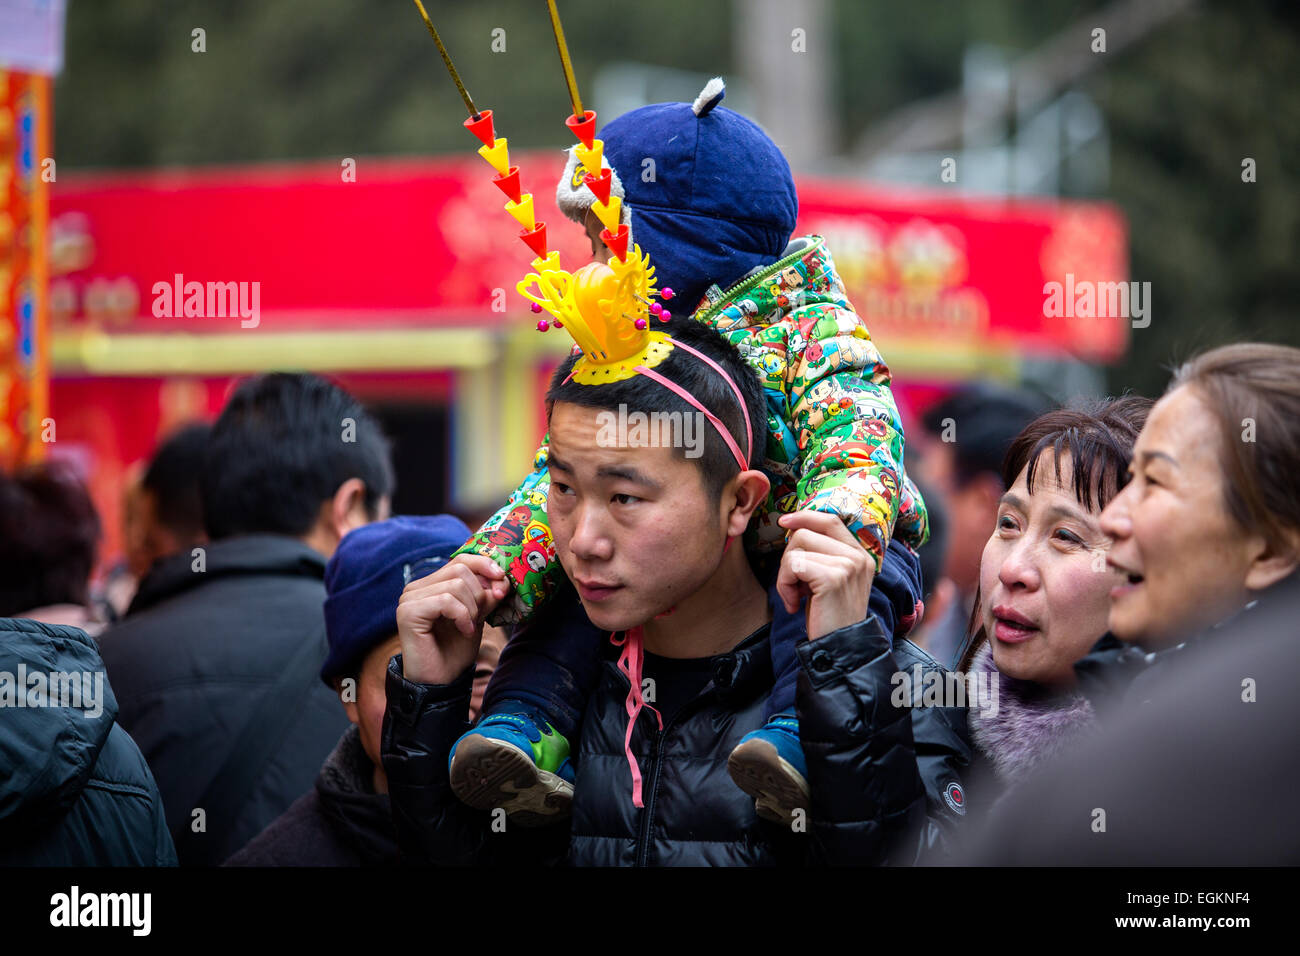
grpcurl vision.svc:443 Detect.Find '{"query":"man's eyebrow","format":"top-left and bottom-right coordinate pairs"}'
top-left (546, 454), bottom-right (662, 490)
top-left (1139, 449), bottom-right (1179, 468)
top-left (597, 464), bottom-right (662, 490)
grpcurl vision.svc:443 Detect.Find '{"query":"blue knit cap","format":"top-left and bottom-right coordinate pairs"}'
top-left (600, 81), bottom-right (798, 313)
top-left (320, 514), bottom-right (472, 685)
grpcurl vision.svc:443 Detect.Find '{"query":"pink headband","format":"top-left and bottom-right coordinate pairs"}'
top-left (560, 337), bottom-right (753, 471)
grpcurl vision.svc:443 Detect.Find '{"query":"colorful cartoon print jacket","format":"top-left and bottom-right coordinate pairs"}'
top-left (454, 236), bottom-right (929, 625)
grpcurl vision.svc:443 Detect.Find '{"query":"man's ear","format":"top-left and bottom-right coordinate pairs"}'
top-left (330, 477), bottom-right (370, 538)
top-left (724, 469), bottom-right (771, 538)
top-left (1244, 528), bottom-right (1300, 594)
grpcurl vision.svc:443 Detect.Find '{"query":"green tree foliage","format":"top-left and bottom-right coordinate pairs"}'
top-left (53, 0), bottom-right (1299, 394)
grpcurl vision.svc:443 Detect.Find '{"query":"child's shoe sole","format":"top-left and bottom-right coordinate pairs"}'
top-left (727, 737), bottom-right (811, 826)
top-left (449, 735), bottom-right (573, 827)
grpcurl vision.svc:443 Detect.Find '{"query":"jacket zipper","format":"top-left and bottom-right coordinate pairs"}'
top-left (630, 677), bottom-right (722, 866)
top-left (634, 724), bottom-right (665, 867)
top-left (691, 236), bottom-right (826, 327)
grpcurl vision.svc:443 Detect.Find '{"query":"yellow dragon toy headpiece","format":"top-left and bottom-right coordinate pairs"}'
top-left (410, 0), bottom-right (678, 385)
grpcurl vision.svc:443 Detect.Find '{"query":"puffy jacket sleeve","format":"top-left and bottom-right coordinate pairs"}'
top-left (381, 655), bottom-right (567, 866)
top-left (890, 639), bottom-right (973, 861)
top-left (781, 306), bottom-right (929, 569)
top-left (450, 438), bottom-right (563, 628)
top-left (796, 615), bottom-right (928, 865)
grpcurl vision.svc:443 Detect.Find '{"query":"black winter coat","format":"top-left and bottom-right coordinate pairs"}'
top-left (891, 638), bottom-right (973, 858)
top-left (968, 573), bottom-right (1300, 864)
top-left (224, 725), bottom-right (399, 866)
top-left (1074, 573), bottom-right (1300, 717)
top-left (383, 614), bottom-right (966, 866)
top-left (0, 618), bottom-right (177, 865)
top-left (98, 535), bottom-right (349, 865)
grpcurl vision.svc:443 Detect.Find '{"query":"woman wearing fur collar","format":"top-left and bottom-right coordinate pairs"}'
top-left (957, 398), bottom-right (1150, 790)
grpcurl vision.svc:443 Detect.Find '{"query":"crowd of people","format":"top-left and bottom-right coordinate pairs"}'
top-left (1, 85), bottom-right (1297, 867)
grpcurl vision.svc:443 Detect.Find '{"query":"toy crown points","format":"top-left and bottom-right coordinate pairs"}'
top-left (464, 110), bottom-right (495, 146)
top-left (575, 139), bottom-right (604, 175)
top-left (493, 166), bottom-right (523, 202)
top-left (478, 137), bottom-right (510, 176)
top-left (517, 245), bottom-right (672, 383)
top-left (566, 110), bottom-right (597, 148)
top-left (505, 194), bottom-right (536, 231)
top-left (583, 168), bottom-right (612, 204)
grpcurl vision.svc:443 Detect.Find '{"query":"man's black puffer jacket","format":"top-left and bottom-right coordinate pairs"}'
top-left (383, 613), bottom-right (942, 866)
top-left (891, 638), bottom-right (973, 858)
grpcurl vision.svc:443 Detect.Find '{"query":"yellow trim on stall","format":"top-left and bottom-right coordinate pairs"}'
top-left (51, 327), bottom-right (500, 375)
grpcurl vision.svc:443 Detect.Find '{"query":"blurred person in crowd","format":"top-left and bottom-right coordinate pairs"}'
top-left (908, 476), bottom-right (960, 645)
top-left (956, 398), bottom-right (1149, 805)
top-left (0, 618), bottom-right (177, 865)
top-left (0, 463), bottom-right (106, 635)
top-left (100, 466), bottom-right (146, 621)
top-left (226, 515), bottom-right (508, 866)
top-left (129, 421), bottom-right (211, 581)
top-left (909, 384), bottom-right (1050, 666)
top-left (1, 465), bottom-right (175, 865)
top-left (99, 372), bottom-right (394, 865)
top-left (101, 423), bottom-right (213, 619)
top-left (967, 343), bottom-right (1300, 864)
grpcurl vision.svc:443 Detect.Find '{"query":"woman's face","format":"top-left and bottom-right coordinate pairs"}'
top-left (1099, 385), bottom-right (1263, 648)
top-left (980, 452), bottom-right (1119, 687)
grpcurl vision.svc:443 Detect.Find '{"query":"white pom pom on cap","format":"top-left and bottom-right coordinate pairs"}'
top-left (692, 77), bottom-right (726, 117)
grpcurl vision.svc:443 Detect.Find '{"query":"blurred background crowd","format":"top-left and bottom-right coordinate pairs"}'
top-left (0, 0), bottom-right (1297, 868)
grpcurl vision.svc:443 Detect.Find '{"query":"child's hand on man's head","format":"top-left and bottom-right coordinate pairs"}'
top-left (395, 554), bottom-right (509, 685)
top-left (776, 511), bottom-right (876, 641)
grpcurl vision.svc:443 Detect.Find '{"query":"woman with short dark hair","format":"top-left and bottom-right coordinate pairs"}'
top-left (959, 397), bottom-right (1151, 794)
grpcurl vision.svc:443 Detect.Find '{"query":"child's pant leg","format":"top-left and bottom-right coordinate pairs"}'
top-left (480, 581), bottom-right (606, 741)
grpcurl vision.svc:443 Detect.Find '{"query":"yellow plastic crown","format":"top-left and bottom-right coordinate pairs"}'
top-left (516, 245), bottom-right (675, 384)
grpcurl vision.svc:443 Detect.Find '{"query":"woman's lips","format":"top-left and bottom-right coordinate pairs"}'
top-left (992, 605), bottom-right (1039, 644)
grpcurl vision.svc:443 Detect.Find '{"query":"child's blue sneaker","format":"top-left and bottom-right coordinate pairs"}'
top-left (449, 708), bottom-right (576, 827)
top-left (727, 711), bottom-right (810, 825)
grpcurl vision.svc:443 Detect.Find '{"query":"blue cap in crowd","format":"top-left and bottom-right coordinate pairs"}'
top-left (320, 514), bottom-right (472, 685)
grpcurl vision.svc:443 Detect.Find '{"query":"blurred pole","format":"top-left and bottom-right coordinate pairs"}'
top-left (735, 0), bottom-right (835, 172)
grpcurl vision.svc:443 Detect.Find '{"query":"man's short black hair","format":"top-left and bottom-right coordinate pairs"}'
top-left (0, 463), bottom-right (101, 616)
top-left (143, 422), bottom-right (211, 540)
top-left (922, 383), bottom-right (1051, 488)
top-left (546, 318), bottom-right (765, 502)
top-left (201, 373), bottom-right (394, 540)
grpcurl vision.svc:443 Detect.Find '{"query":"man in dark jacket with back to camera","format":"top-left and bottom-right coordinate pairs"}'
top-left (99, 372), bottom-right (394, 865)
